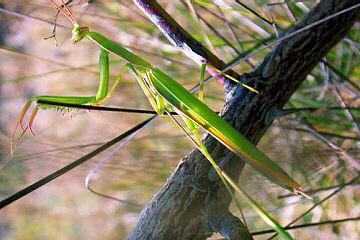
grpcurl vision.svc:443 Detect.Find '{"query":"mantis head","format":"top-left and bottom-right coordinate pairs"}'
top-left (50, 0), bottom-right (89, 43)
top-left (71, 25), bottom-right (89, 43)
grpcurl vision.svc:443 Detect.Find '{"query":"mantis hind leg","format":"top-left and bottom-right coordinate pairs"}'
top-left (179, 63), bottom-right (207, 134)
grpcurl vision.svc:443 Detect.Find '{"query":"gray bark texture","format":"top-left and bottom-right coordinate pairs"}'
top-left (128, 0), bottom-right (360, 239)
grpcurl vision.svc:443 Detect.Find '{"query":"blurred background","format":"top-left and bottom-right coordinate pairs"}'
top-left (0, 0), bottom-right (359, 239)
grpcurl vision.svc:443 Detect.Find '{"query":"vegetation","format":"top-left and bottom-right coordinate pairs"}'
top-left (0, 0), bottom-right (359, 239)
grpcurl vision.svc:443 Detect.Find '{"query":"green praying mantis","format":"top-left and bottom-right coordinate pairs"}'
top-left (10, 0), bottom-right (310, 201)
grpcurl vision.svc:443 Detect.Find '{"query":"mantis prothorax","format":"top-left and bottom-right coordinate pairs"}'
top-left (11, 0), bottom-right (310, 199)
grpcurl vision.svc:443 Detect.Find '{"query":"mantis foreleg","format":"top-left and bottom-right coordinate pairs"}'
top-left (10, 49), bottom-right (125, 154)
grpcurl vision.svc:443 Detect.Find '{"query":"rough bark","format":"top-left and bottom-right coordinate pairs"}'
top-left (128, 1), bottom-right (360, 239)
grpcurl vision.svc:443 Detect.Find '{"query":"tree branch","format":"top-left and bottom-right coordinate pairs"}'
top-left (133, 0), bottom-right (241, 89)
top-left (128, 1), bottom-right (360, 239)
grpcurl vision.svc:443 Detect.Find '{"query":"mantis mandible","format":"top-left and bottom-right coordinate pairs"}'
top-left (11, 0), bottom-right (309, 198)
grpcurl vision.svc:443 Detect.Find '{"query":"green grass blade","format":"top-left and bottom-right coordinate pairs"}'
top-left (221, 172), bottom-right (294, 240)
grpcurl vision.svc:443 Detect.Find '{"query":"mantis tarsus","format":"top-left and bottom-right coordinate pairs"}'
top-left (11, 0), bottom-right (310, 201)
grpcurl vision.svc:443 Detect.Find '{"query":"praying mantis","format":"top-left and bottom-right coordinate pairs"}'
top-left (10, 0), bottom-right (309, 200)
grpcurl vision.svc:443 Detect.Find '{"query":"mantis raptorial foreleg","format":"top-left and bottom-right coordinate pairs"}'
top-left (10, 49), bottom-right (125, 154)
